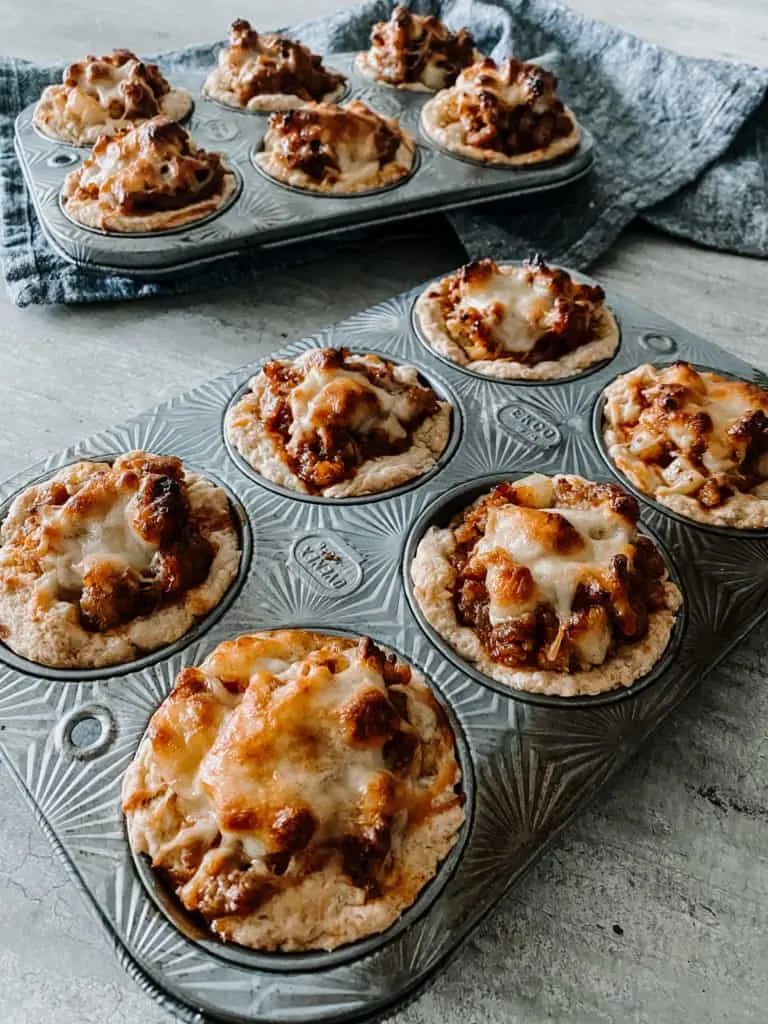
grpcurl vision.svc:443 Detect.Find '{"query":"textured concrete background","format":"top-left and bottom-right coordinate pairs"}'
top-left (1, 2), bottom-right (767, 1022)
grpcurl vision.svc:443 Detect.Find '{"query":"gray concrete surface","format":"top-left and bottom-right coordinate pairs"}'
top-left (1, 2), bottom-right (767, 1023)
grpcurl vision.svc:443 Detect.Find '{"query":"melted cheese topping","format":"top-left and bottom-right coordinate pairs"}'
top-left (64, 54), bottom-right (161, 111)
top-left (33, 49), bottom-right (186, 144)
top-left (603, 363), bottom-right (768, 503)
top-left (206, 19), bottom-right (344, 106)
top-left (432, 472), bottom-right (675, 674)
top-left (452, 57), bottom-right (559, 115)
top-left (288, 364), bottom-right (413, 447)
top-left (64, 116), bottom-right (225, 214)
top-left (48, 490), bottom-right (156, 591)
top-left (476, 504), bottom-right (634, 623)
top-left (227, 348), bottom-right (448, 497)
top-left (122, 632), bottom-right (463, 947)
top-left (454, 266), bottom-right (559, 354)
top-left (141, 634), bottom-right (452, 845)
top-left (199, 646), bottom-right (401, 854)
top-left (432, 259), bottom-right (606, 361)
top-left (261, 100), bottom-right (412, 191)
top-left (363, 6), bottom-right (476, 89)
top-left (0, 452), bottom-right (222, 628)
top-left (0, 462), bottom-right (156, 594)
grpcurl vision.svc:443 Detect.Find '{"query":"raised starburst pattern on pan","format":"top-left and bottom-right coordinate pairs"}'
top-left (36, 183), bottom-right (61, 209)
top-left (50, 230), bottom-right (98, 266)
top-left (191, 113), bottom-right (242, 146)
top-left (515, 379), bottom-right (609, 477)
top-left (348, 87), bottom-right (404, 119)
top-left (331, 292), bottom-right (415, 351)
top-left (688, 536), bottom-right (768, 594)
top-left (22, 739), bottom-right (129, 870)
top-left (228, 485), bottom-right (332, 535)
top-left (459, 736), bottom-right (579, 886)
top-left (345, 488), bottom-right (431, 539)
top-left (106, 858), bottom-right (192, 968)
top-left (237, 189), bottom-right (296, 231)
top-left (630, 662), bottom-right (701, 726)
top-left (521, 700), bottom-right (649, 774)
top-left (406, 639), bottom-right (519, 755)
top-left (62, 414), bottom-right (185, 462)
top-left (175, 222), bottom-right (235, 246)
top-left (22, 143), bottom-right (53, 167)
top-left (0, 671), bottom-right (61, 751)
top-left (113, 940), bottom-right (204, 1024)
top-left (444, 401), bottom-right (539, 478)
top-left (657, 512), bottom-right (768, 641)
top-left (47, 219), bottom-right (84, 244)
top-left (338, 901), bottom-right (456, 998)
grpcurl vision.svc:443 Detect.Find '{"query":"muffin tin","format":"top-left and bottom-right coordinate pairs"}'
top-left (13, 52), bottom-right (594, 277)
top-left (2, 269), bottom-right (767, 1024)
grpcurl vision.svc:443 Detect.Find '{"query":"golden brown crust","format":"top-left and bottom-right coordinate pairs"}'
top-left (355, 6), bottom-right (478, 91)
top-left (421, 57), bottom-right (580, 166)
top-left (415, 258), bottom-right (619, 379)
top-left (410, 473), bottom-right (682, 697)
top-left (33, 49), bottom-right (192, 147)
top-left (256, 100), bottom-right (415, 194)
top-left (122, 631), bottom-right (464, 951)
top-left (0, 452), bottom-right (240, 669)
top-left (603, 363), bottom-right (768, 528)
top-left (225, 347), bottom-right (451, 497)
top-left (61, 116), bottom-right (237, 233)
top-left (203, 20), bottom-right (346, 111)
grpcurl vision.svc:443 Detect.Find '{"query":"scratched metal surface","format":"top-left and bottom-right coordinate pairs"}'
top-left (13, 55), bottom-right (594, 277)
top-left (1, 271), bottom-right (767, 1024)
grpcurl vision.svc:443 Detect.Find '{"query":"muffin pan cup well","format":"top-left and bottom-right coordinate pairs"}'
top-left (14, 54), bottom-right (594, 278)
top-left (2, 272), bottom-right (768, 1024)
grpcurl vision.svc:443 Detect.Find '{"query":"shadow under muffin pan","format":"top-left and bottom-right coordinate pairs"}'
top-left (592, 360), bottom-right (768, 540)
top-left (14, 53), bottom-right (594, 278)
top-left (410, 262), bottom-right (624, 388)
top-left (222, 345), bottom-right (463, 505)
top-left (2, 271), bottom-right (768, 1024)
top-left (0, 454), bottom-right (253, 681)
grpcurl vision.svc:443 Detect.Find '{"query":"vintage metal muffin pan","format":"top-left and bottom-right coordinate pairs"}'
top-left (2, 271), bottom-right (767, 1024)
top-left (13, 53), bottom-right (594, 277)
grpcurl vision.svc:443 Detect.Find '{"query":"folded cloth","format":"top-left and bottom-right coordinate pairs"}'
top-left (1, 0), bottom-right (766, 306)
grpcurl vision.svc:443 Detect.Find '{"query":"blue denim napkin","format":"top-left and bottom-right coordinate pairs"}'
top-left (1, 0), bottom-right (766, 306)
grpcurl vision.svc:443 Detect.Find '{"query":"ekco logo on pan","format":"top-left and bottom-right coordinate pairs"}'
top-left (497, 402), bottom-right (561, 448)
top-left (290, 532), bottom-right (363, 595)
